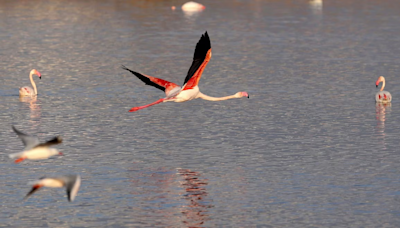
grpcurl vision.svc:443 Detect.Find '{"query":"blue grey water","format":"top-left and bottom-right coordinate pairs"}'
top-left (0, 0), bottom-right (400, 227)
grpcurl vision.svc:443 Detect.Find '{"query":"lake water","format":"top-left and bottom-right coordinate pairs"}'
top-left (0, 0), bottom-right (400, 227)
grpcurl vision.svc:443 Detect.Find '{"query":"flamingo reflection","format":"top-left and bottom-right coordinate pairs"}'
top-left (19, 96), bottom-right (41, 120)
top-left (176, 168), bottom-right (212, 227)
top-left (375, 102), bottom-right (391, 149)
top-left (309, 0), bottom-right (323, 15)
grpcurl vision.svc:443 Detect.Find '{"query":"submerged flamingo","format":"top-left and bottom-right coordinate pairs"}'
top-left (375, 76), bottom-right (392, 103)
top-left (122, 31), bottom-right (249, 112)
top-left (19, 69), bottom-right (41, 97)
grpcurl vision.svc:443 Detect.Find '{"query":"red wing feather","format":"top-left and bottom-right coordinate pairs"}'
top-left (121, 65), bottom-right (179, 93)
top-left (183, 49), bottom-right (212, 90)
top-left (182, 32), bottom-right (212, 90)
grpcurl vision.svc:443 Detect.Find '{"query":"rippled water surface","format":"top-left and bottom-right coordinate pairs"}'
top-left (1, 0), bottom-right (400, 227)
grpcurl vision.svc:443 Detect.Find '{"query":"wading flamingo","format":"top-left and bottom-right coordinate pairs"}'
top-left (9, 126), bottom-right (63, 163)
top-left (122, 31), bottom-right (249, 112)
top-left (376, 76), bottom-right (392, 103)
top-left (25, 175), bottom-right (81, 202)
top-left (19, 69), bottom-right (41, 97)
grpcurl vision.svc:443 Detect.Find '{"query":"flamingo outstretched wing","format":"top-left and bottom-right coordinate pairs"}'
top-left (182, 31), bottom-right (212, 91)
top-left (121, 65), bottom-right (179, 93)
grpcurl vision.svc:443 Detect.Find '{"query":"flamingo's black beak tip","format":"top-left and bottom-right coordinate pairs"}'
top-left (376, 85), bottom-right (378, 88)
top-left (39, 76), bottom-right (41, 80)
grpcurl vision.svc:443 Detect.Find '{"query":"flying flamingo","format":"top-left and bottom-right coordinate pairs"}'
top-left (375, 76), bottom-right (392, 103)
top-left (25, 175), bottom-right (81, 202)
top-left (9, 126), bottom-right (63, 163)
top-left (121, 31), bottom-right (249, 112)
top-left (19, 69), bottom-right (41, 97)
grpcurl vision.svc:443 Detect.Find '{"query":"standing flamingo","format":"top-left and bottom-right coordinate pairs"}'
top-left (122, 31), bottom-right (249, 112)
top-left (19, 69), bottom-right (41, 97)
top-left (375, 76), bottom-right (392, 103)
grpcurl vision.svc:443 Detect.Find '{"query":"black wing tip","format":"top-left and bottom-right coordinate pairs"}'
top-left (121, 65), bottom-right (141, 76)
top-left (12, 125), bottom-right (25, 135)
top-left (199, 31), bottom-right (211, 50)
top-left (52, 136), bottom-right (63, 144)
top-left (67, 190), bottom-right (72, 202)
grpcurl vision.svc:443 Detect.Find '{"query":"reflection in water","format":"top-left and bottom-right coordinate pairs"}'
top-left (375, 103), bottom-right (391, 149)
top-left (19, 96), bottom-right (41, 122)
top-left (183, 10), bottom-right (203, 19)
top-left (176, 168), bottom-right (212, 227)
top-left (309, 0), bottom-right (323, 15)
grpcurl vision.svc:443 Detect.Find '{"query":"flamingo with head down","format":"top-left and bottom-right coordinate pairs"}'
top-left (375, 76), bottom-right (392, 103)
top-left (122, 31), bottom-right (249, 112)
top-left (19, 69), bottom-right (41, 97)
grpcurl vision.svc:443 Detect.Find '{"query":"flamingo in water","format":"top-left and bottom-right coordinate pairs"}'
top-left (172, 1), bottom-right (205, 11)
top-left (122, 32), bottom-right (249, 112)
top-left (19, 69), bottom-right (41, 97)
top-left (375, 76), bottom-right (392, 103)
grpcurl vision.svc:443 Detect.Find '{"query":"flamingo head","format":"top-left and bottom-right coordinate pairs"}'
top-left (376, 76), bottom-right (384, 87)
top-left (31, 69), bottom-right (41, 79)
top-left (236, 91), bottom-right (249, 98)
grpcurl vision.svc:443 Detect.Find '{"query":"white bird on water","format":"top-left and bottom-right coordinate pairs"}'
top-left (9, 126), bottom-right (63, 163)
top-left (19, 69), bottom-right (41, 97)
top-left (171, 1), bottom-right (205, 12)
top-left (375, 76), bottom-right (392, 103)
top-left (25, 175), bottom-right (81, 202)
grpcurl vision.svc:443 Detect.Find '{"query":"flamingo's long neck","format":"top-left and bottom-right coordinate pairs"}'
top-left (381, 79), bottom-right (385, 91)
top-left (29, 72), bottom-right (37, 95)
top-left (196, 92), bottom-right (239, 101)
top-left (129, 98), bottom-right (165, 112)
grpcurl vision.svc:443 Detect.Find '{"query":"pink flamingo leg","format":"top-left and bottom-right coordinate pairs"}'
top-left (129, 98), bottom-right (165, 112)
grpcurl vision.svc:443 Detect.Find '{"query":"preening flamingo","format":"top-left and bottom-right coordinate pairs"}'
top-left (375, 76), bottom-right (392, 103)
top-left (19, 69), bottom-right (41, 97)
top-left (9, 126), bottom-right (63, 163)
top-left (122, 31), bottom-right (249, 112)
top-left (25, 175), bottom-right (81, 202)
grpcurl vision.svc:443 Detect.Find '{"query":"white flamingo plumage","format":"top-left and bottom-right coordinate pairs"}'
top-left (375, 76), bottom-right (392, 103)
top-left (19, 69), bottom-right (41, 97)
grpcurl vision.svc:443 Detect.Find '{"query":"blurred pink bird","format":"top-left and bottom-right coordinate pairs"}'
top-left (19, 69), bottom-right (41, 97)
top-left (172, 1), bottom-right (205, 12)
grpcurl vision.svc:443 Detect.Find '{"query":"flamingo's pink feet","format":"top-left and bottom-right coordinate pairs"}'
top-left (15, 157), bottom-right (26, 163)
top-left (129, 107), bottom-right (140, 112)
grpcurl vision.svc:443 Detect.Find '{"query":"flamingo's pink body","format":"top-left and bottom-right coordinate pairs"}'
top-left (19, 69), bottom-right (41, 97)
top-left (122, 32), bottom-right (249, 112)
